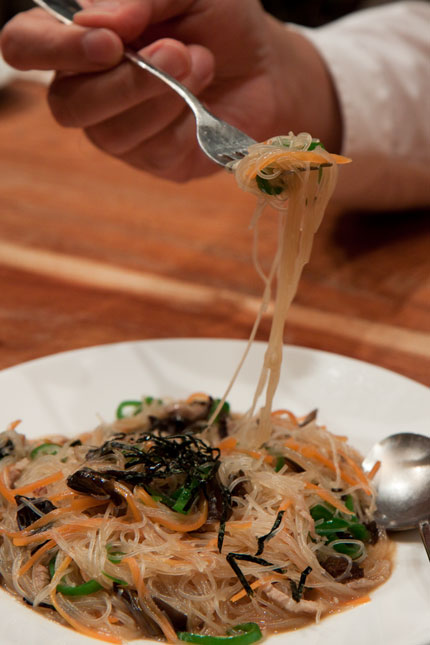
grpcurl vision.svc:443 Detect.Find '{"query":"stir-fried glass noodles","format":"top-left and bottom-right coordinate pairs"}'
top-left (225, 133), bottom-right (350, 446)
top-left (0, 134), bottom-right (393, 643)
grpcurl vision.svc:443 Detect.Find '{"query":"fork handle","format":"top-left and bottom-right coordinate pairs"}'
top-left (123, 49), bottom-right (203, 119)
top-left (419, 519), bottom-right (430, 562)
top-left (33, 0), bottom-right (205, 118)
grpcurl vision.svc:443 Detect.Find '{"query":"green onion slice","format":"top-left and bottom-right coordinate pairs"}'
top-left (332, 541), bottom-right (363, 559)
top-left (116, 400), bottom-right (142, 419)
top-left (310, 504), bottom-right (335, 521)
top-left (308, 139), bottom-right (325, 151)
top-left (106, 545), bottom-right (125, 563)
top-left (209, 399), bottom-right (231, 422)
top-left (274, 456), bottom-right (285, 472)
top-left (56, 579), bottom-right (103, 596)
top-left (30, 443), bottom-right (61, 459)
top-left (102, 571), bottom-right (128, 586)
top-left (255, 175), bottom-right (283, 196)
top-left (178, 622), bottom-right (263, 645)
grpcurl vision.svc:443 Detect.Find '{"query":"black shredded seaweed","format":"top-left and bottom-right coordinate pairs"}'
top-left (255, 510), bottom-right (285, 556)
top-left (290, 566), bottom-right (312, 602)
top-left (72, 433), bottom-right (221, 515)
top-left (148, 414), bottom-right (189, 435)
top-left (217, 485), bottom-right (232, 553)
top-left (226, 553), bottom-right (276, 596)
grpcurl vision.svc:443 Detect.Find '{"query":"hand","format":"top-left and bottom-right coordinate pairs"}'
top-left (1, 0), bottom-right (342, 181)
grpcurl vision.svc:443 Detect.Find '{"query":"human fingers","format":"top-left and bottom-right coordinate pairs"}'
top-left (1, 8), bottom-right (123, 72)
top-left (48, 38), bottom-right (196, 127)
top-left (84, 43), bottom-right (215, 159)
top-left (74, 0), bottom-right (194, 39)
top-left (117, 110), bottom-right (215, 182)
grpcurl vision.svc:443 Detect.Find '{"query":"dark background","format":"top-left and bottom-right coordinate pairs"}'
top-left (1, 0), bottom-right (400, 29)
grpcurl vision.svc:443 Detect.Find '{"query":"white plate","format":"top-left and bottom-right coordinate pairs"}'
top-left (0, 57), bottom-right (14, 89)
top-left (0, 339), bottom-right (429, 645)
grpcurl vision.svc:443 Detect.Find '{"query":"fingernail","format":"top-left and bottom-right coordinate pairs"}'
top-left (82, 28), bottom-right (122, 65)
top-left (149, 46), bottom-right (189, 79)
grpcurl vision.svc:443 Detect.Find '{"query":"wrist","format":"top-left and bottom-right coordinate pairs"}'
top-left (265, 15), bottom-right (342, 152)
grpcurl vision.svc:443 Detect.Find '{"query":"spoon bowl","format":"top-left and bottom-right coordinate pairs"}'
top-left (363, 432), bottom-right (430, 560)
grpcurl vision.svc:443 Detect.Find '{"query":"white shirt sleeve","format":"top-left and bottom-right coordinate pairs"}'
top-left (297, 2), bottom-right (430, 210)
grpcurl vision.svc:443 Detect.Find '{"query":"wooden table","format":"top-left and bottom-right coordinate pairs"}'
top-left (1, 81), bottom-right (429, 386)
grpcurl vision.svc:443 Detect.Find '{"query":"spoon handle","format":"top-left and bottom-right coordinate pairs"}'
top-left (418, 520), bottom-right (430, 562)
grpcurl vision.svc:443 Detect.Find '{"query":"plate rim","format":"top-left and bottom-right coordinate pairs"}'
top-left (1, 336), bottom-right (429, 397)
top-left (0, 337), bottom-right (429, 645)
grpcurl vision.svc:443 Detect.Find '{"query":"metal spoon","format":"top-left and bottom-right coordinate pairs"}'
top-left (363, 432), bottom-right (430, 561)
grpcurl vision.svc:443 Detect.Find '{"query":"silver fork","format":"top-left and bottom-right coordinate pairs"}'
top-left (32, 0), bottom-right (257, 169)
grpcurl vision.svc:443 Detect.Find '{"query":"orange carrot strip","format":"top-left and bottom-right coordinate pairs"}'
top-left (338, 450), bottom-right (372, 495)
top-left (368, 460), bottom-right (381, 480)
top-left (271, 409), bottom-right (299, 425)
top-left (69, 496), bottom-right (108, 512)
top-left (247, 150), bottom-right (350, 181)
top-left (7, 420), bottom-right (21, 431)
top-left (249, 151), bottom-right (327, 177)
top-left (135, 486), bottom-right (158, 508)
top-left (278, 499), bottom-right (292, 512)
top-left (77, 432), bottom-right (92, 443)
top-left (237, 449), bottom-right (274, 465)
top-left (285, 439), bottom-right (365, 491)
top-left (329, 153), bottom-right (352, 165)
top-left (230, 575), bottom-right (280, 603)
top-left (113, 482), bottom-right (141, 522)
top-left (150, 498), bottom-right (208, 533)
top-left (51, 590), bottom-right (122, 643)
top-left (205, 537), bottom-right (218, 549)
top-left (18, 539), bottom-right (56, 577)
top-left (13, 471), bottom-right (64, 497)
top-left (48, 492), bottom-right (75, 504)
top-left (51, 554), bottom-right (72, 582)
top-left (305, 483), bottom-right (353, 515)
top-left (12, 531), bottom-right (58, 547)
top-left (123, 556), bottom-right (142, 590)
top-left (301, 446), bottom-right (358, 488)
top-left (12, 518), bottom-right (106, 546)
top-left (217, 436), bottom-right (238, 453)
top-left (186, 392), bottom-right (210, 404)
top-left (225, 521), bottom-right (253, 533)
top-left (0, 468), bottom-right (17, 504)
top-left (50, 556), bottom-right (121, 644)
top-left (9, 496), bottom-right (106, 538)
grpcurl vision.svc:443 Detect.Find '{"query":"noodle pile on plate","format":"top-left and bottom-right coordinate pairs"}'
top-left (0, 134), bottom-right (393, 644)
top-left (0, 396), bottom-right (392, 643)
